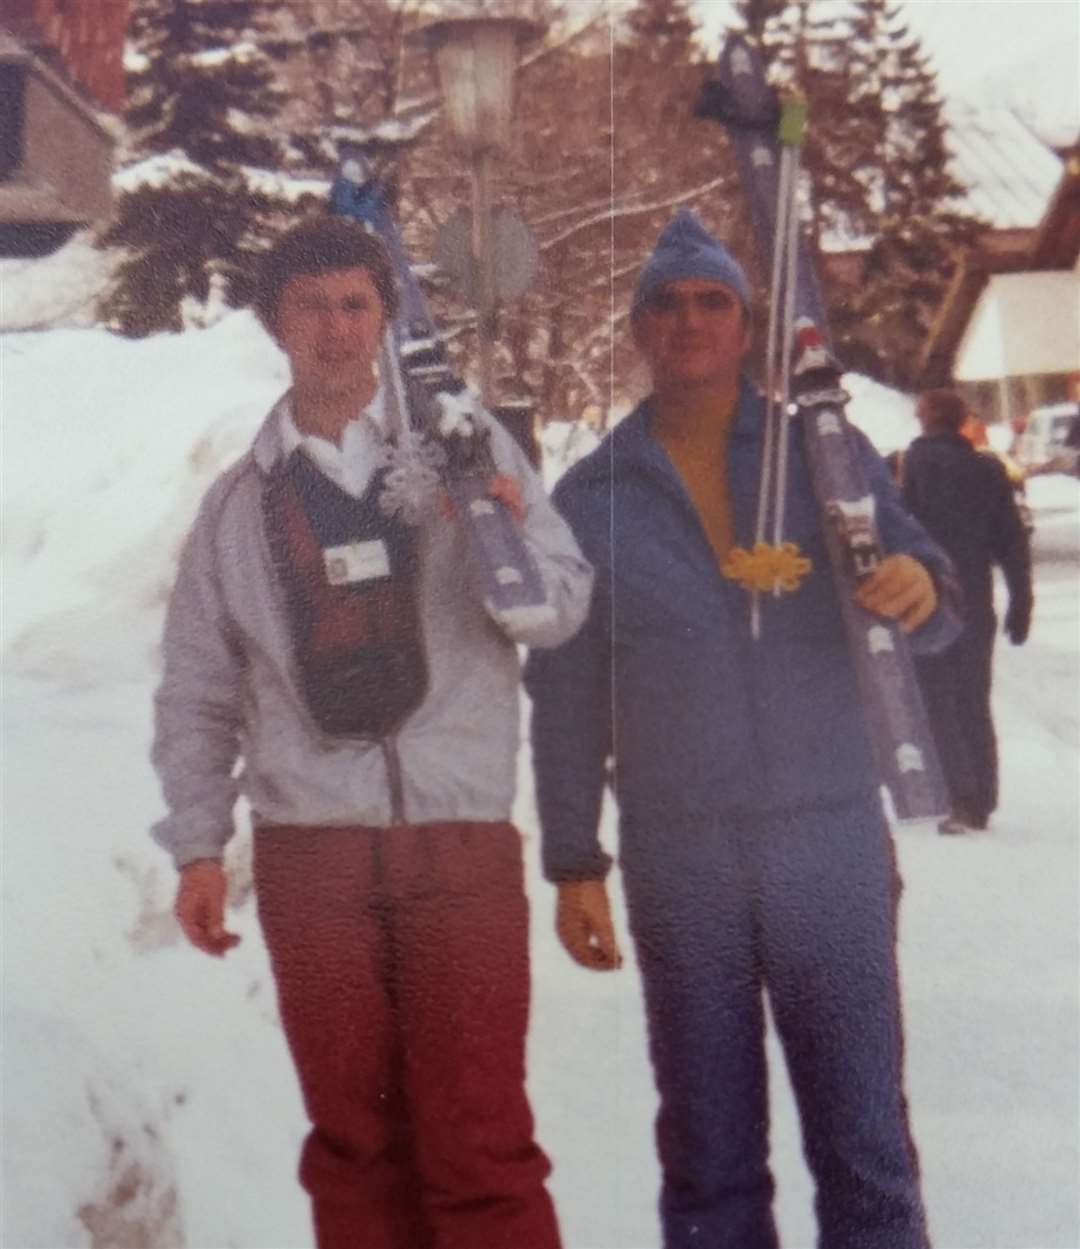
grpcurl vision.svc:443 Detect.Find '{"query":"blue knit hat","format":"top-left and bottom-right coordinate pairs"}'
top-left (632, 209), bottom-right (751, 316)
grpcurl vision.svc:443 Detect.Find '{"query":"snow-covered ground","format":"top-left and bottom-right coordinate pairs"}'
top-left (2, 313), bottom-right (1078, 1248)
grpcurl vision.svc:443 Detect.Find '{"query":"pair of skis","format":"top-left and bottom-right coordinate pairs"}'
top-left (328, 46), bottom-right (947, 820)
top-left (330, 146), bottom-right (552, 632)
top-left (699, 36), bottom-right (950, 822)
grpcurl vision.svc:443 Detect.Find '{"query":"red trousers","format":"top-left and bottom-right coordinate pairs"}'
top-left (253, 821), bottom-right (561, 1249)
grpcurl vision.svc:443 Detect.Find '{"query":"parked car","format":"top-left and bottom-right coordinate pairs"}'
top-left (1012, 401), bottom-right (1080, 476)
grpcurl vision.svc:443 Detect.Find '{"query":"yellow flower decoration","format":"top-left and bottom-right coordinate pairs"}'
top-left (721, 542), bottom-right (813, 594)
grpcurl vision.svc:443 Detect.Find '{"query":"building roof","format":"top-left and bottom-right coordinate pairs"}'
top-left (918, 152), bottom-right (1080, 387)
top-left (946, 100), bottom-right (1063, 230)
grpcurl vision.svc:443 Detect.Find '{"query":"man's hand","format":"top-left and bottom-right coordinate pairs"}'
top-left (488, 473), bottom-right (526, 525)
top-left (175, 859), bottom-right (241, 957)
top-left (556, 880), bottom-right (622, 971)
top-left (853, 554), bottom-right (937, 633)
top-left (439, 474), bottom-right (525, 526)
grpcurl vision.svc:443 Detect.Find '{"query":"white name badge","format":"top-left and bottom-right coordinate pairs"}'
top-left (323, 539), bottom-right (392, 586)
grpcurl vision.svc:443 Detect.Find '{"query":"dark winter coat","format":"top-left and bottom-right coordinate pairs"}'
top-left (525, 382), bottom-right (960, 882)
top-left (900, 431), bottom-right (1032, 628)
top-left (901, 430), bottom-right (1033, 822)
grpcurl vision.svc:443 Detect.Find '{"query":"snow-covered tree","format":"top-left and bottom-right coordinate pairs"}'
top-left (101, 0), bottom-right (293, 335)
top-left (836, 0), bottom-right (980, 384)
top-left (124, 0), bottom-right (287, 172)
top-left (729, 0), bottom-right (981, 386)
top-left (267, 0), bottom-right (418, 171)
top-left (480, 0), bottom-right (742, 421)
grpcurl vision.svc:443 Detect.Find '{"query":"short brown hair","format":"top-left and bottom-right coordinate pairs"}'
top-left (255, 215), bottom-right (399, 331)
top-left (917, 388), bottom-right (967, 434)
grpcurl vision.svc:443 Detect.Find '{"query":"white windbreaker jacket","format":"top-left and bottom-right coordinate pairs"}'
top-left (151, 396), bottom-right (594, 868)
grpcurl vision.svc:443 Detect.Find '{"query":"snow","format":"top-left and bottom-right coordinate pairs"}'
top-left (2, 309), bottom-right (1078, 1247)
top-left (114, 152), bottom-right (208, 192)
top-left (0, 234), bottom-right (114, 333)
top-left (238, 166), bottom-right (330, 203)
top-left (944, 101), bottom-right (1064, 232)
top-left (539, 419), bottom-right (602, 491)
top-left (124, 46), bottom-right (151, 74)
top-left (843, 372), bottom-right (919, 453)
top-left (965, 37), bottom-right (1080, 152)
top-left (186, 44), bottom-right (259, 70)
top-left (112, 158), bottom-right (328, 206)
top-left (321, 111), bottom-right (442, 153)
top-left (3, 1011), bottom-right (184, 1247)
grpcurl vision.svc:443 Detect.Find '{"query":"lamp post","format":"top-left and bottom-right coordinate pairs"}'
top-left (414, 16), bottom-right (539, 409)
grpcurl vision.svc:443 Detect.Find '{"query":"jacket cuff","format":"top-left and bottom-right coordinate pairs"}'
top-left (542, 844), bottom-right (613, 884)
top-left (152, 818), bottom-right (232, 872)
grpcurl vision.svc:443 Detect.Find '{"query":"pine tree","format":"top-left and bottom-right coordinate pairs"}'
top-left (836, 0), bottom-right (980, 385)
top-left (729, 0), bottom-right (980, 387)
top-left (101, 0), bottom-right (293, 335)
top-left (268, 0), bottom-right (415, 173)
top-left (748, 0), bottom-right (878, 251)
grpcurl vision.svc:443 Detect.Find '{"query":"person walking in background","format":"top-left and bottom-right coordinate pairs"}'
top-left (526, 210), bottom-right (960, 1249)
top-left (151, 215), bottom-right (591, 1249)
top-left (903, 388), bottom-right (1034, 834)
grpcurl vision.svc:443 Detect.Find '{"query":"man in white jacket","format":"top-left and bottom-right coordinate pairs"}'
top-left (152, 215), bottom-right (591, 1249)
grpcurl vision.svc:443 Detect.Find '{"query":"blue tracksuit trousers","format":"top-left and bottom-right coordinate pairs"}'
top-left (620, 797), bottom-right (930, 1249)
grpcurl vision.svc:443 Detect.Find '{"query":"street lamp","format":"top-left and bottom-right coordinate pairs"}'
top-left (414, 16), bottom-right (540, 409)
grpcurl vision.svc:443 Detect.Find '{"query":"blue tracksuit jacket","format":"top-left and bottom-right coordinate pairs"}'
top-left (525, 380), bottom-right (960, 880)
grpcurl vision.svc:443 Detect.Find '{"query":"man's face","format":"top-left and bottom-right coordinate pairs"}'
top-left (273, 266), bottom-right (385, 400)
top-left (633, 278), bottom-right (751, 394)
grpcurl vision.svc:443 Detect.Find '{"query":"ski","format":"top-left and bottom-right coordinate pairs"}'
top-left (697, 35), bottom-right (950, 821)
top-left (330, 145), bottom-right (552, 628)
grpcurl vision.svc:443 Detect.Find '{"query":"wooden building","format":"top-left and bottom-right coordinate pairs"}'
top-left (1, 0), bottom-right (128, 255)
top-left (917, 104), bottom-right (1079, 424)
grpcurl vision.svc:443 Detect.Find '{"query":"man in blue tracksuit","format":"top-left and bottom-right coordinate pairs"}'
top-left (525, 212), bottom-right (960, 1249)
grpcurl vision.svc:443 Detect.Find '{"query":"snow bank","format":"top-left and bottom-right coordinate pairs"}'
top-left (2, 1012), bottom-right (183, 1248)
top-left (843, 373), bottom-right (919, 453)
top-left (2, 311), bottom-right (287, 653)
top-left (0, 234), bottom-right (114, 334)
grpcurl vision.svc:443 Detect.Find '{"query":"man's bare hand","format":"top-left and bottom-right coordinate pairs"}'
top-left (556, 880), bottom-right (622, 971)
top-left (854, 554), bottom-right (936, 633)
top-left (488, 473), bottom-right (526, 525)
top-left (175, 859), bottom-right (241, 957)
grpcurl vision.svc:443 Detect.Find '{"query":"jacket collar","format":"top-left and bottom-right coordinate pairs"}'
top-left (252, 393), bottom-right (292, 475)
top-left (250, 388), bottom-right (389, 475)
top-left (915, 430), bottom-right (973, 450)
top-left (613, 375), bottom-right (765, 466)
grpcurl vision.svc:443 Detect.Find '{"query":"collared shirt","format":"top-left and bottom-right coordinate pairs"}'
top-left (279, 389), bottom-right (388, 499)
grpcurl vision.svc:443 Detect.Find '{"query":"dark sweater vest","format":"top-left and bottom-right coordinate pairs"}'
top-left (263, 451), bottom-right (428, 739)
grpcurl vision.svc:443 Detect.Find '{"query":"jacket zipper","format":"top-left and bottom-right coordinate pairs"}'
top-left (381, 736), bottom-right (406, 825)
